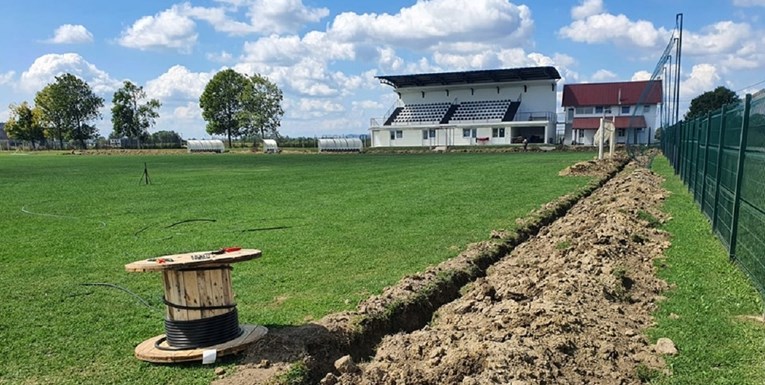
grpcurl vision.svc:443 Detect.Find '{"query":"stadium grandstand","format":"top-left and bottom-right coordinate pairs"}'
top-left (369, 67), bottom-right (561, 148)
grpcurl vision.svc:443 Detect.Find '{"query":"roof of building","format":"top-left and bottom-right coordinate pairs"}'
top-left (376, 66), bottom-right (561, 89)
top-left (572, 116), bottom-right (648, 130)
top-left (0, 123), bottom-right (7, 140)
top-left (562, 80), bottom-right (662, 107)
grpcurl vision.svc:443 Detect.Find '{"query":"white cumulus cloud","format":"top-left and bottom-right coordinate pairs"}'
top-left (118, 5), bottom-right (198, 53)
top-left (246, 0), bottom-right (329, 34)
top-left (19, 53), bottom-right (120, 94)
top-left (571, 0), bottom-right (603, 20)
top-left (592, 69), bottom-right (617, 81)
top-left (173, 102), bottom-right (203, 120)
top-left (681, 63), bottom-right (721, 99)
top-left (683, 21), bottom-right (751, 55)
top-left (560, 12), bottom-right (669, 48)
top-left (352, 100), bottom-right (384, 111)
top-left (206, 50), bottom-right (234, 63)
top-left (46, 24), bottom-right (93, 44)
top-left (631, 71), bottom-right (652, 81)
top-left (329, 0), bottom-right (533, 50)
top-left (0, 71), bottom-right (15, 85)
top-left (145, 65), bottom-right (213, 101)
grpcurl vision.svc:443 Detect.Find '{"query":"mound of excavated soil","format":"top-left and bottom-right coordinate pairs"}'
top-left (331, 167), bottom-right (670, 385)
top-left (559, 156), bottom-right (626, 177)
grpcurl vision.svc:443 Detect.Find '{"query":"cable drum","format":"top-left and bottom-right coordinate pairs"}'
top-left (158, 309), bottom-right (244, 350)
top-left (124, 248), bottom-right (267, 363)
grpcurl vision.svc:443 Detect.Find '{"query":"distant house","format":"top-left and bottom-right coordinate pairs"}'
top-left (0, 123), bottom-right (7, 140)
top-left (561, 80), bottom-right (662, 145)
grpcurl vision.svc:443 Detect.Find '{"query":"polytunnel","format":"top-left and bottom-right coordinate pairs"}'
top-left (186, 140), bottom-right (225, 153)
top-left (318, 138), bottom-right (363, 153)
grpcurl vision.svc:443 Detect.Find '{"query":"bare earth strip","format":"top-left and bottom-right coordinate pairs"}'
top-left (332, 165), bottom-right (670, 385)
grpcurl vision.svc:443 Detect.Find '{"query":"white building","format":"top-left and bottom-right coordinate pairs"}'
top-left (561, 80), bottom-right (662, 145)
top-left (369, 67), bottom-right (561, 148)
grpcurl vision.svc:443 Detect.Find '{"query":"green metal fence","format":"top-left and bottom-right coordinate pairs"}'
top-left (661, 91), bottom-right (765, 298)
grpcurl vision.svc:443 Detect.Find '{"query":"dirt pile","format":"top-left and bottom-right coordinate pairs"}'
top-left (213, 157), bottom-right (629, 385)
top-left (559, 155), bottom-right (626, 177)
top-left (331, 166), bottom-right (670, 385)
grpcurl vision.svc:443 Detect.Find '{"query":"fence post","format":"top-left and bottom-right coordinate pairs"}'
top-left (729, 94), bottom-right (752, 261)
top-left (675, 122), bottom-right (683, 174)
top-left (685, 121), bottom-right (692, 183)
top-left (712, 105), bottom-right (727, 232)
top-left (701, 112), bottom-right (712, 215)
top-left (695, 118), bottom-right (704, 198)
top-left (693, 120), bottom-right (702, 195)
top-left (680, 122), bottom-right (685, 178)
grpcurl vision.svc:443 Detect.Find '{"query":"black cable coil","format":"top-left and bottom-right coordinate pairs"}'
top-left (156, 309), bottom-right (243, 351)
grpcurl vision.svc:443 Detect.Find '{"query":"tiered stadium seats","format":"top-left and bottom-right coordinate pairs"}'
top-left (390, 102), bottom-right (451, 125)
top-left (449, 100), bottom-right (513, 122)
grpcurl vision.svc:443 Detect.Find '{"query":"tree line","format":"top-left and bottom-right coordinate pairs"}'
top-left (4, 69), bottom-right (283, 150)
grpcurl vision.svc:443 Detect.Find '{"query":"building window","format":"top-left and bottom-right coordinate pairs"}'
top-left (643, 105), bottom-right (651, 113)
top-left (492, 127), bottom-right (505, 138)
top-left (429, 129), bottom-right (436, 138)
top-left (390, 130), bottom-right (395, 140)
top-left (423, 129), bottom-right (435, 139)
top-left (618, 129), bottom-right (626, 137)
top-left (578, 130), bottom-right (584, 138)
top-left (575, 107), bottom-right (594, 115)
top-left (595, 106), bottom-right (604, 114)
top-left (621, 106), bottom-right (630, 114)
top-left (422, 130), bottom-right (429, 140)
top-left (392, 130), bottom-right (402, 140)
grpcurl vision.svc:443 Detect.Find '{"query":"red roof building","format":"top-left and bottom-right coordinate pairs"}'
top-left (561, 80), bottom-right (662, 145)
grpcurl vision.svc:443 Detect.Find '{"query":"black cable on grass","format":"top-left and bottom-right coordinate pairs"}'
top-left (134, 219), bottom-right (216, 238)
top-left (81, 283), bottom-right (160, 312)
top-left (134, 225), bottom-right (151, 237)
top-left (241, 226), bottom-right (292, 233)
top-left (21, 206), bottom-right (107, 227)
top-left (165, 219), bottom-right (217, 228)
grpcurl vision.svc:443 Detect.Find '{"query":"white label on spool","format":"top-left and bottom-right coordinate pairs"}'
top-left (202, 349), bottom-right (217, 365)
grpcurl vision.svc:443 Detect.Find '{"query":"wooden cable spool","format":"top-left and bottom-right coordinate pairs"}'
top-left (125, 248), bottom-right (267, 363)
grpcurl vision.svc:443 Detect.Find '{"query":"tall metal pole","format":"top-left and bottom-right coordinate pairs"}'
top-left (673, 14), bottom-right (683, 126)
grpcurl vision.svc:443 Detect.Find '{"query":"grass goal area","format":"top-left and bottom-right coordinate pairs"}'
top-left (0, 151), bottom-right (593, 385)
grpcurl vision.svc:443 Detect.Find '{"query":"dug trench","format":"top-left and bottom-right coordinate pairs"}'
top-left (215, 154), bottom-right (676, 385)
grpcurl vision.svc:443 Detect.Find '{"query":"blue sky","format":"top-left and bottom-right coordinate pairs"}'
top-left (2, 0), bottom-right (764, 139)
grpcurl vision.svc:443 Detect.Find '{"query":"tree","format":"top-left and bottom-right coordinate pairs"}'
top-left (35, 73), bottom-right (104, 149)
top-left (5, 102), bottom-right (46, 148)
top-left (199, 69), bottom-right (248, 147)
top-left (685, 86), bottom-right (740, 121)
top-left (111, 81), bottom-right (161, 147)
top-left (239, 74), bottom-right (284, 148)
top-left (150, 130), bottom-right (183, 148)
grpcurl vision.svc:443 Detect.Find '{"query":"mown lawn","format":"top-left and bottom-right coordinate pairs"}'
top-left (0, 151), bottom-right (593, 385)
top-left (651, 156), bottom-right (765, 384)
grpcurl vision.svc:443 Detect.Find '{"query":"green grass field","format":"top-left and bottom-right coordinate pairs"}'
top-left (0, 151), bottom-right (594, 385)
top-left (651, 156), bottom-right (765, 384)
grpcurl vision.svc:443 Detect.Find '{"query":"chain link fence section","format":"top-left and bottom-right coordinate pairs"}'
top-left (661, 91), bottom-right (765, 298)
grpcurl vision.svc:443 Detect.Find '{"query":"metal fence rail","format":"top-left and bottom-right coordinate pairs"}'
top-left (661, 91), bottom-right (765, 298)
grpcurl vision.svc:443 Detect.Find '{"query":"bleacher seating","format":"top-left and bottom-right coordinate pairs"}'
top-left (387, 99), bottom-right (521, 125)
top-left (390, 102), bottom-right (451, 125)
top-left (449, 99), bottom-right (513, 122)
